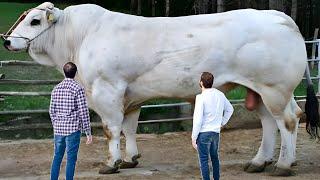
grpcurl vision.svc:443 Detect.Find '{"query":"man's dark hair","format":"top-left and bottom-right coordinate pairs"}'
top-left (63, 62), bottom-right (77, 78)
top-left (200, 72), bottom-right (214, 88)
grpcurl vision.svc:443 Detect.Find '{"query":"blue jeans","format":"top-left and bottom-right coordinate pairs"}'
top-left (197, 132), bottom-right (220, 180)
top-left (51, 131), bottom-right (81, 180)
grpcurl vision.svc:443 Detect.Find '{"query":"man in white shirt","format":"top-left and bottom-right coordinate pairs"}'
top-left (192, 72), bottom-right (234, 180)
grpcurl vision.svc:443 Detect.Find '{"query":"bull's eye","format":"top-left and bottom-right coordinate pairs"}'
top-left (30, 19), bottom-right (41, 26)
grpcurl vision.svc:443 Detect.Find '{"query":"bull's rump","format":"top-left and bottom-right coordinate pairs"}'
top-left (79, 7), bottom-right (306, 112)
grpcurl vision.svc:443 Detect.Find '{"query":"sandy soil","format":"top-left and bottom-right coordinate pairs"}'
top-left (0, 123), bottom-right (319, 180)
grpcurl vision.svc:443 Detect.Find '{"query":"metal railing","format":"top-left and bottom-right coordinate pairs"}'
top-left (304, 39), bottom-right (320, 93)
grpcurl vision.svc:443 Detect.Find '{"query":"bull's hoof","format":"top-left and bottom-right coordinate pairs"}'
top-left (271, 167), bottom-right (295, 176)
top-left (132, 154), bottom-right (141, 161)
top-left (120, 154), bottom-right (141, 169)
top-left (291, 161), bottom-right (298, 167)
top-left (244, 161), bottom-right (267, 173)
top-left (98, 159), bottom-right (122, 174)
top-left (120, 160), bottom-right (138, 169)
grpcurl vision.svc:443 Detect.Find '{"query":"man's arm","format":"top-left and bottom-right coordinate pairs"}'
top-left (221, 95), bottom-right (234, 126)
top-left (191, 95), bottom-right (204, 142)
top-left (49, 91), bottom-right (55, 124)
top-left (76, 87), bottom-right (92, 136)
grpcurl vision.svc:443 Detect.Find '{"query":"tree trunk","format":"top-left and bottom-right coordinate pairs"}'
top-left (202, 0), bottom-right (210, 14)
top-left (130, 0), bottom-right (135, 14)
top-left (239, 0), bottom-right (246, 9)
top-left (151, 0), bottom-right (155, 16)
top-left (269, 0), bottom-right (284, 11)
top-left (165, 0), bottom-right (170, 17)
top-left (211, 0), bottom-right (217, 13)
top-left (315, 0), bottom-right (320, 30)
top-left (194, 0), bottom-right (210, 14)
top-left (256, 0), bottom-right (269, 10)
top-left (291, 0), bottom-right (297, 21)
top-left (251, 0), bottom-right (258, 9)
top-left (239, 0), bottom-right (257, 9)
top-left (137, 0), bottom-right (142, 15)
top-left (217, 0), bottom-right (224, 13)
top-left (194, 0), bottom-right (199, 14)
top-left (306, 0), bottom-right (312, 38)
top-left (311, 0), bottom-right (319, 35)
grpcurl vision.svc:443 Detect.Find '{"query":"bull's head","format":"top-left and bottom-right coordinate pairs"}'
top-left (2, 2), bottom-right (60, 51)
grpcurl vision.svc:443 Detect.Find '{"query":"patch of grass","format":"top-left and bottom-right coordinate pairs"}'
top-left (226, 86), bottom-right (246, 99)
top-left (0, 3), bottom-right (37, 31)
top-left (0, 96), bottom-right (50, 111)
top-left (0, 65), bottom-right (63, 80)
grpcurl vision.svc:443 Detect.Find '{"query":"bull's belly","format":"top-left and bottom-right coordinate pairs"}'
top-left (126, 76), bottom-right (200, 101)
top-left (124, 72), bottom-right (237, 112)
top-left (126, 80), bottom-right (267, 114)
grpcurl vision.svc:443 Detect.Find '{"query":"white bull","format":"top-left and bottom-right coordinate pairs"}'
top-left (3, 2), bottom-right (312, 176)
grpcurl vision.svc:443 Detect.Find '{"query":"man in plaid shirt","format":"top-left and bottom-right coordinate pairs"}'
top-left (49, 62), bottom-right (92, 180)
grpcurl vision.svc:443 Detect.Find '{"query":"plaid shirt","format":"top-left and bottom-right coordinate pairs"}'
top-left (49, 78), bottom-right (91, 136)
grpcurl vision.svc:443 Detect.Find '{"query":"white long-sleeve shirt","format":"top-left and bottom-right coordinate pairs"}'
top-left (191, 88), bottom-right (234, 141)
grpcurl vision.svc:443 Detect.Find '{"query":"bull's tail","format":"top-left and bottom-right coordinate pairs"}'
top-left (304, 64), bottom-right (320, 138)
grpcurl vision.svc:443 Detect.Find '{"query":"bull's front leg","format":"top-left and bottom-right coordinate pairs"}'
top-left (100, 123), bottom-right (123, 174)
top-left (90, 79), bottom-right (127, 174)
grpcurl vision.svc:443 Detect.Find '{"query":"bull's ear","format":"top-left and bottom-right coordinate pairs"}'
top-left (46, 8), bottom-right (60, 24)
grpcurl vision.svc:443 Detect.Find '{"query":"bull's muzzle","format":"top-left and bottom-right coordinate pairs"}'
top-left (3, 40), bottom-right (11, 50)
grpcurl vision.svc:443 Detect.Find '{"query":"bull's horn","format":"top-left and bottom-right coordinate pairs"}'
top-left (37, 2), bottom-right (54, 10)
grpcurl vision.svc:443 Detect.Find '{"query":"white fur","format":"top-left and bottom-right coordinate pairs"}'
top-left (6, 2), bottom-right (306, 170)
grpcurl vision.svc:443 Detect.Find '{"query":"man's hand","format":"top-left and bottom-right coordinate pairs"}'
top-left (192, 139), bottom-right (197, 150)
top-left (86, 135), bottom-right (92, 145)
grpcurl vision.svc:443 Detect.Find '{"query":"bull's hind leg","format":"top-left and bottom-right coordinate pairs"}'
top-left (120, 109), bottom-right (141, 169)
top-left (272, 97), bottom-right (301, 176)
top-left (244, 102), bottom-right (277, 173)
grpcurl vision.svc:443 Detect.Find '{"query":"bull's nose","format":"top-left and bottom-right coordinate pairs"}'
top-left (3, 40), bottom-right (11, 48)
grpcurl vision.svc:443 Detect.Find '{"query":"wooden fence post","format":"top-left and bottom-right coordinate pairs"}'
top-left (318, 38), bottom-right (320, 94)
top-left (311, 28), bottom-right (319, 69)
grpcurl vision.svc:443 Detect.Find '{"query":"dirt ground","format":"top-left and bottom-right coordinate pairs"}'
top-left (0, 123), bottom-right (319, 180)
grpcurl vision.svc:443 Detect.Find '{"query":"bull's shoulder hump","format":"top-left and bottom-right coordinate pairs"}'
top-left (65, 3), bottom-right (106, 12)
top-left (64, 3), bottom-right (107, 21)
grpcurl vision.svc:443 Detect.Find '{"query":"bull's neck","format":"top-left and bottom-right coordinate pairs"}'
top-left (28, 9), bottom-right (86, 71)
